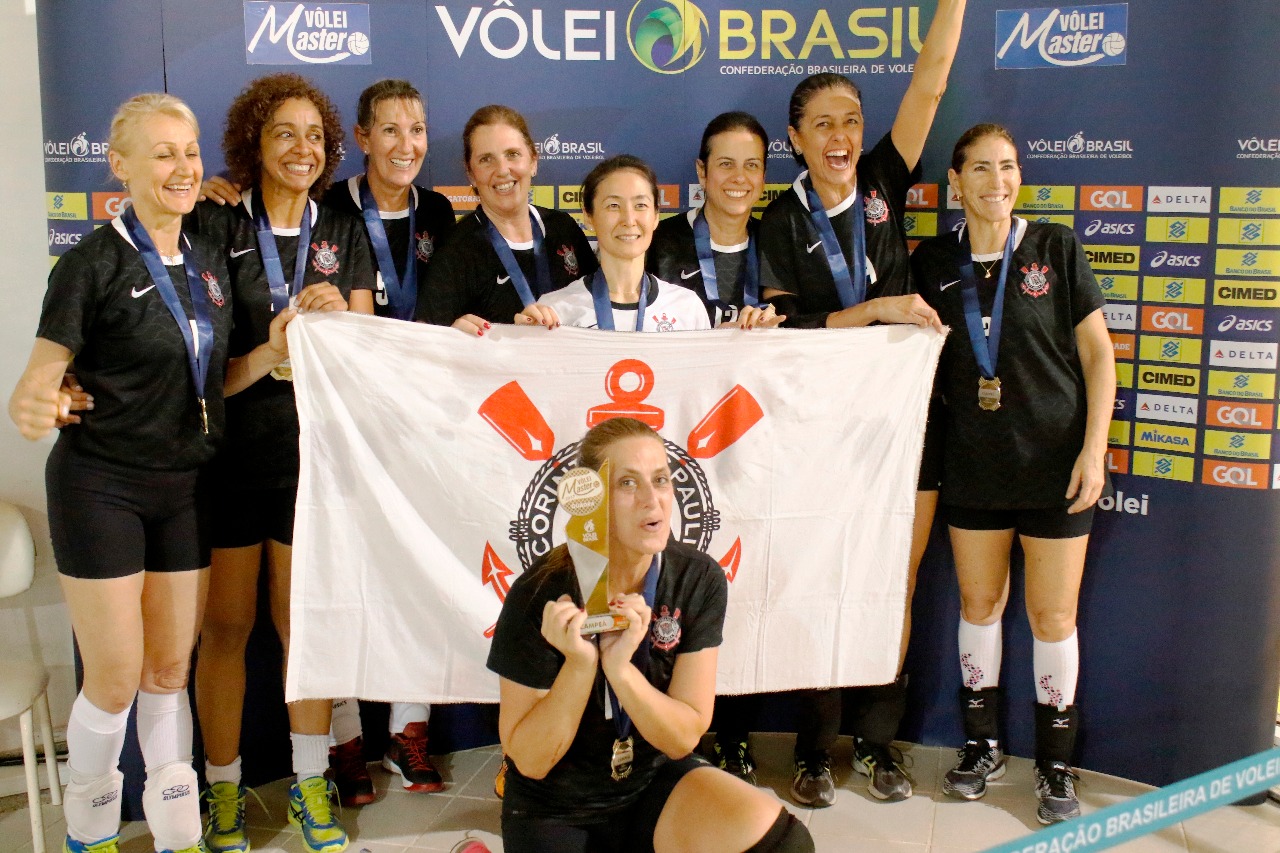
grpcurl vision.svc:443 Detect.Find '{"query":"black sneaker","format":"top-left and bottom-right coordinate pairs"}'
top-left (712, 738), bottom-right (757, 785)
top-left (853, 742), bottom-right (913, 802)
top-left (383, 722), bottom-right (444, 793)
top-left (1034, 760), bottom-right (1081, 824)
top-left (790, 756), bottom-right (836, 807)
top-left (328, 736), bottom-right (376, 807)
top-left (943, 740), bottom-right (1006, 800)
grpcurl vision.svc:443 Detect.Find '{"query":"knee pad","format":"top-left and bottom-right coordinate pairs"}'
top-left (745, 809), bottom-right (815, 853)
top-left (64, 769), bottom-right (124, 844)
top-left (142, 761), bottom-right (202, 850)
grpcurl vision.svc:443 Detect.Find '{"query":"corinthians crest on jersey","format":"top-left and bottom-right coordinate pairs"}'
top-left (865, 189), bottom-right (890, 226)
top-left (311, 240), bottom-right (340, 275)
top-left (1020, 261), bottom-right (1054, 298)
top-left (415, 231), bottom-right (434, 263)
top-left (473, 358), bottom-right (761, 634)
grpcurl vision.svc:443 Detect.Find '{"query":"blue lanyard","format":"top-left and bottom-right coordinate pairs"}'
top-left (590, 269), bottom-right (650, 331)
top-left (359, 178), bottom-right (417, 321)
top-left (480, 206), bottom-right (552, 308)
top-left (604, 555), bottom-right (661, 742)
top-left (251, 195), bottom-right (312, 314)
top-left (957, 222), bottom-right (1018, 380)
top-left (803, 176), bottom-right (867, 309)
top-left (691, 209), bottom-right (760, 309)
top-left (120, 207), bottom-right (215, 433)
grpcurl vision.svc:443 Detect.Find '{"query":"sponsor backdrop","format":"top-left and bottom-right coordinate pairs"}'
top-left (36, 0), bottom-right (1280, 799)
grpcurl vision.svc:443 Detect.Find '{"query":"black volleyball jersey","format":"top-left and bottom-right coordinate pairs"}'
top-left (646, 210), bottom-right (757, 326)
top-left (913, 219), bottom-right (1106, 508)
top-left (487, 540), bottom-right (727, 819)
top-left (759, 132), bottom-right (919, 328)
top-left (186, 193), bottom-right (375, 489)
top-left (36, 220), bottom-right (232, 471)
top-left (416, 204), bottom-right (597, 326)
top-left (322, 177), bottom-right (456, 319)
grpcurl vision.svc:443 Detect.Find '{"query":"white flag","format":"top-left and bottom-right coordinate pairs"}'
top-left (286, 313), bottom-right (944, 703)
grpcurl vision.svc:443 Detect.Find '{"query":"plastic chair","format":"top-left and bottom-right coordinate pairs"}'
top-left (0, 501), bottom-right (61, 853)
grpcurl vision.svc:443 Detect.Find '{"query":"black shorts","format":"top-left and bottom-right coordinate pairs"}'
top-left (46, 437), bottom-right (208, 579)
top-left (917, 398), bottom-right (945, 492)
top-left (501, 755), bottom-right (711, 853)
top-left (945, 504), bottom-right (1095, 540)
top-left (207, 483), bottom-right (296, 548)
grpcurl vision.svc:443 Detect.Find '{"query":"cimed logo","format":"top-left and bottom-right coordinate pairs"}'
top-left (628, 0), bottom-right (709, 75)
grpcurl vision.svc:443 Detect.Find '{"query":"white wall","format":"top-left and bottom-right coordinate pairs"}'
top-left (0, 0), bottom-right (76, 764)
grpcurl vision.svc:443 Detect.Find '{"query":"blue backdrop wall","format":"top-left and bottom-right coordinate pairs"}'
top-left (36, 0), bottom-right (1280, 799)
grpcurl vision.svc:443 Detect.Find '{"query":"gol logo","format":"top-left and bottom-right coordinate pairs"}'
top-left (1208, 401), bottom-right (1273, 430)
top-left (476, 359), bottom-right (758, 635)
top-left (1140, 306), bottom-right (1203, 335)
top-left (1203, 461), bottom-right (1267, 489)
top-left (92, 192), bottom-right (131, 220)
top-left (1081, 186), bottom-right (1142, 211)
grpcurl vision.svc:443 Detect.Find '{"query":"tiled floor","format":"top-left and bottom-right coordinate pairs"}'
top-left (8, 735), bottom-right (1280, 852)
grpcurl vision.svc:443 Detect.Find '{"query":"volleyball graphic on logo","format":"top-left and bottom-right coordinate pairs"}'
top-left (1101, 32), bottom-right (1126, 57)
top-left (348, 32), bottom-right (370, 56)
top-left (556, 467), bottom-right (605, 517)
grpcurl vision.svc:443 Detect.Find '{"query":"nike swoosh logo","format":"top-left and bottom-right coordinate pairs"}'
top-left (940, 279), bottom-right (960, 291)
top-left (230, 247), bottom-right (255, 258)
top-left (680, 269), bottom-right (699, 280)
top-left (497, 275), bottom-right (511, 284)
top-left (806, 241), bottom-right (823, 253)
top-left (131, 285), bottom-right (156, 298)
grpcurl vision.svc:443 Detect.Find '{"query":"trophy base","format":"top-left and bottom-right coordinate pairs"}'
top-left (581, 613), bottom-right (629, 635)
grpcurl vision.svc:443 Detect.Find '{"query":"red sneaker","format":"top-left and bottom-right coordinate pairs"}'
top-left (328, 736), bottom-right (376, 807)
top-left (382, 722), bottom-right (444, 793)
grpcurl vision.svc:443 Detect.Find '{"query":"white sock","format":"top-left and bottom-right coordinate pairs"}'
top-left (389, 702), bottom-right (430, 735)
top-left (1034, 630), bottom-right (1080, 710)
top-left (64, 693), bottom-right (130, 842)
top-left (957, 619), bottom-right (1002, 690)
top-left (205, 757), bottom-right (242, 787)
top-left (142, 761), bottom-right (202, 851)
top-left (330, 698), bottom-right (362, 745)
top-left (136, 691), bottom-right (193, 773)
top-left (292, 732), bottom-right (331, 783)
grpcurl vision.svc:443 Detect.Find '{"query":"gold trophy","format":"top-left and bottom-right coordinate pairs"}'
top-left (557, 461), bottom-right (626, 635)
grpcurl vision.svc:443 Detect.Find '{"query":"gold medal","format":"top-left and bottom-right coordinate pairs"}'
top-left (978, 376), bottom-right (1002, 411)
top-left (270, 358), bottom-right (294, 382)
top-left (610, 736), bottom-right (635, 782)
top-left (199, 398), bottom-right (209, 435)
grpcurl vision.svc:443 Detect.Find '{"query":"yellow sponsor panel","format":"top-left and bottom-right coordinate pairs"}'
top-left (1115, 362), bottom-right (1134, 388)
top-left (1203, 429), bottom-right (1272, 461)
top-left (1219, 187), bottom-right (1280, 215)
top-left (1218, 218), bottom-right (1280, 246)
top-left (1140, 276), bottom-right (1206, 305)
top-left (1096, 274), bottom-right (1139, 302)
top-left (903, 212), bottom-right (937, 239)
top-left (1023, 214), bottom-right (1075, 228)
top-left (1108, 420), bottom-right (1130, 446)
top-left (1015, 185), bottom-right (1075, 212)
top-left (1207, 369), bottom-right (1277, 400)
top-left (530, 186), bottom-right (557, 208)
top-left (1216, 249), bottom-right (1280, 278)
top-left (555, 185), bottom-right (583, 210)
top-left (1137, 336), bottom-right (1203, 365)
top-left (1133, 422), bottom-right (1197, 453)
top-left (1131, 451), bottom-right (1195, 482)
top-left (46, 192), bottom-right (87, 220)
top-left (1085, 244), bottom-right (1140, 271)
top-left (1144, 217), bottom-right (1210, 244)
top-left (1213, 280), bottom-right (1280, 307)
top-left (49, 255), bottom-right (60, 269)
top-left (756, 183), bottom-right (792, 209)
top-left (1137, 365), bottom-right (1200, 394)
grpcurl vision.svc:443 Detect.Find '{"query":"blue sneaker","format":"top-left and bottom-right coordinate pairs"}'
top-left (287, 777), bottom-right (348, 852)
top-left (64, 836), bottom-right (121, 853)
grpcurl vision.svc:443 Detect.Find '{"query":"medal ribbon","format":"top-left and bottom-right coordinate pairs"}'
top-left (480, 206), bottom-right (552, 308)
top-left (691, 209), bottom-right (761, 309)
top-left (120, 207), bottom-right (214, 429)
top-left (359, 178), bottom-right (417, 321)
top-left (603, 555), bottom-right (661, 745)
top-left (957, 222), bottom-right (1018, 380)
top-left (251, 196), bottom-right (312, 314)
top-left (590, 270), bottom-right (650, 331)
top-left (803, 176), bottom-right (867, 309)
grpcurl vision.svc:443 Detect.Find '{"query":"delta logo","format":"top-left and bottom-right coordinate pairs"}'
top-left (1147, 186), bottom-right (1211, 214)
top-left (1208, 340), bottom-right (1278, 369)
top-left (244, 2), bottom-right (372, 65)
top-left (995, 4), bottom-right (1128, 69)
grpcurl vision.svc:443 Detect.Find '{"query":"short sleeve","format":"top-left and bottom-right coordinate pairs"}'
top-left (36, 249), bottom-right (99, 355)
top-left (487, 569), bottom-right (569, 690)
top-left (418, 232), bottom-right (471, 325)
top-left (1062, 229), bottom-right (1106, 326)
top-left (674, 552), bottom-right (728, 655)
top-left (341, 214), bottom-right (377, 292)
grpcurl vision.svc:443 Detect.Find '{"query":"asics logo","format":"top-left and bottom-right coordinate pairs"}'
top-left (680, 269), bottom-right (699, 280)
top-left (131, 285), bottom-right (156, 298)
top-left (497, 275), bottom-right (511, 284)
top-left (806, 241), bottom-right (823, 254)
top-left (230, 247), bottom-right (255, 258)
top-left (940, 280), bottom-right (960, 291)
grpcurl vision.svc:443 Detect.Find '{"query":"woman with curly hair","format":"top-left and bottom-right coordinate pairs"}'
top-left (187, 72), bottom-right (374, 853)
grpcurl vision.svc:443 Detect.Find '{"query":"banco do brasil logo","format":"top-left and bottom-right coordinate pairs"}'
top-left (628, 0), bottom-right (709, 74)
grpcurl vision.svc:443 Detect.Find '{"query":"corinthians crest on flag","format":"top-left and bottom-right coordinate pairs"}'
top-left (284, 314), bottom-right (944, 703)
